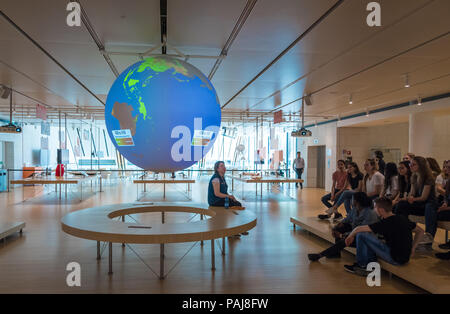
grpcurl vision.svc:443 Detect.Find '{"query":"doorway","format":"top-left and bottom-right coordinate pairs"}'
top-left (307, 145), bottom-right (326, 188)
top-left (0, 141), bottom-right (14, 169)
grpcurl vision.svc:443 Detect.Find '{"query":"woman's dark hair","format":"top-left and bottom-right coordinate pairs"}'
top-left (426, 157), bottom-right (441, 177)
top-left (374, 150), bottom-right (384, 159)
top-left (384, 162), bottom-right (398, 189)
top-left (411, 156), bottom-right (434, 188)
top-left (364, 159), bottom-right (377, 184)
top-left (348, 162), bottom-right (362, 177)
top-left (441, 160), bottom-right (450, 179)
top-left (398, 161), bottom-right (411, 195)
top-left (214, 161), bottom-right (225, 175)
top-left (352, 192), bottom-right (372, 208)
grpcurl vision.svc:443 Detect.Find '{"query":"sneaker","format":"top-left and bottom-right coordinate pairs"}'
top-left (308, 253), bottom-right (322, 261)
top-left (438, 242), bottom-right (450, 250)
top-left (344, 263), bottom-right (370, 276)
top-left (318, 214), bottom-right (331, 220)
top-left (435, 251), bottom-right (450, 260)
top-left (419, 232), bottom-right (434, 245)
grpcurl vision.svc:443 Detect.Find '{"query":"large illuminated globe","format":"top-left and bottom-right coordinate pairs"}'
top-left (105, 56), bottom-right (221, 171)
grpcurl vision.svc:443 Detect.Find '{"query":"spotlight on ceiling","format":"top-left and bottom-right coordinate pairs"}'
top-left (0, 84), bottom-right (12, 99)
top-left (304, 94), bottom-right (312, 106)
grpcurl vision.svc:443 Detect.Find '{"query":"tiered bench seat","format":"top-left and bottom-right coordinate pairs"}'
top-left (290, 216), bottom-right (450, 294)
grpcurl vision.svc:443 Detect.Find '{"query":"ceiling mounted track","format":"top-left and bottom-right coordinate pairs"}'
top-left (0, 10), bottom-right (106, 106)
top-left (208, 0), bottom-right (258, 80)
top-left (160, 0), bottom-right (167, 55)
top-left (71, 1), bottom-right (119, 79)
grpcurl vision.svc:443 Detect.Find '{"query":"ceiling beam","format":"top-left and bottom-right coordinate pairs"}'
top-left (220, 0), bottom-right (345, 109)
top-left (269, 30), bottom-right (450, 117)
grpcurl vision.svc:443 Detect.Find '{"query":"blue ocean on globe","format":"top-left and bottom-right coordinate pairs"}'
top-left (104, 56), bottom-right (222, 171)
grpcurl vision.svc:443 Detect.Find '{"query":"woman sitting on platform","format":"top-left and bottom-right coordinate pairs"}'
top-left (392, 161), bottom-right (412, 208)
top-left (308, 192), bottom-right (378, 261)
top-left (362, 159), bottom-right (384, 201)
top-left (394, 156), bottom-right (438, 245)
top-left (318, 160), bottom-right (347, 220)
top-left (436, 165), bottom-right (450, 259)
top-left (208, 161), bottom-right (243, 208)
top-left (435, 160), bottom-right (449, 205)
top-left (326, 162), bottom-right (364, 215)
top-left (426, 157), bottom-right (441, 179)
top-left (380, 162), bottom-right (399, 201)
top-left (208, 161), bottom-right (247, 237)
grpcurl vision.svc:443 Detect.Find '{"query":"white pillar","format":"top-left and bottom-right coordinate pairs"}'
top-left (408, 112), bottom-right (434, 156)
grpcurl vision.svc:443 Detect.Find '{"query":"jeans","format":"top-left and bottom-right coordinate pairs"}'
top-left (356, 232), bottom-right (399, 267)
top-left (334, 190), bottom-right (356, 214)
top-left (294, 168), bottom-right (303, 188)
top-left (321, 189), bottom-right (341, 208)
top-left (395, 200), bottom-right (438, 236)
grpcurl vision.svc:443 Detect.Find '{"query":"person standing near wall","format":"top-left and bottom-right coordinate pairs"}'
top-left (374, 150), bottom-right (386, 175)
top-left (403, 153), bottom-right (415, 164)
top-left (293, 152), bottom-right (305, 189)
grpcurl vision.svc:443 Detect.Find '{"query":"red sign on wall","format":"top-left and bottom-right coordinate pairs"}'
top-left (274, 110), bottom-right (283, 124)
top-left (36, 104), bottom-right (47, 120)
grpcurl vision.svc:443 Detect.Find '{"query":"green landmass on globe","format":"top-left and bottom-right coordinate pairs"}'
top-left (111, 56), bottom-right (215, 136)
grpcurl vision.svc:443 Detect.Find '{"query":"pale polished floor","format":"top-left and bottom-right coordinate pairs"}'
top-left (0, 176), bottom-right (427, 293)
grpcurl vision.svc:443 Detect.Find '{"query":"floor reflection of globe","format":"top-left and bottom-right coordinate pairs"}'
top-left (105, 56), bottom-right (221, 171)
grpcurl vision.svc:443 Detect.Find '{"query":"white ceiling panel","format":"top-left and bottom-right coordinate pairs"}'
top-left (0, 0), bottom-right (448, 124)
